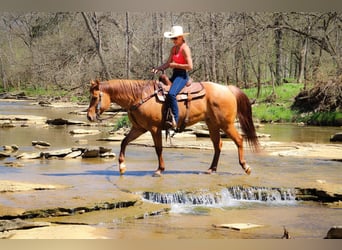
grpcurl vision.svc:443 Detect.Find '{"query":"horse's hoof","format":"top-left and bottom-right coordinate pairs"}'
top-left (204, 169), bottom-right (216, 175)
top-left (119, 163), bottom-right (126, 175)
top-left (244, 165), bottom-right (252, 175)
top-left (152, 172), bottom-right (162, 177)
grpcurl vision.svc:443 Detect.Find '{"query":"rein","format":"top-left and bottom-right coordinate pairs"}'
top-left (130, 82), bottom-right (162, 111)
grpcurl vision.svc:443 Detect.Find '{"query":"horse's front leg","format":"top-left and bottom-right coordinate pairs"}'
top-left (150, 128), bottom-right (165, 177)
top-left (119, 126), bottom-right (146, 175)
top-left (206, 125), bottom-right (222, 174)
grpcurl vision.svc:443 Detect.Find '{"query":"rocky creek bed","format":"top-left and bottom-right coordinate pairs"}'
top-left (0, 100), bottom-right (341, 239)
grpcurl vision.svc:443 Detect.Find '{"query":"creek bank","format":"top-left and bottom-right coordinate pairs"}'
top-left (0, 181), bottom-right (340, 239)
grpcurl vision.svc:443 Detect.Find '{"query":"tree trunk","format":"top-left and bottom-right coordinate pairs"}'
top-left (0, 53), bottom-right (7, 90)
top-left (274, 13), bottom-right (283, 85)
top-left (125, 12), bottom-right (131, 79)
top-left (297, 36), bottom-right (307, 84)
top-left (202, 32), bottom-right (210, 81)
top-left (81, 12), bottom-right (111, 79)
top-left (209, 13), bottom-right (217, 82)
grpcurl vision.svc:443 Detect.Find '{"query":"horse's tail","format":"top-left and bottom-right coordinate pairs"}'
top-left (228, 85), bottom-right (260, 152)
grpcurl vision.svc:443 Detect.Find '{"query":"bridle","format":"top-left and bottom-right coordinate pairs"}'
top-left (94, 90), bottom-right (120, 122)
top-left (95, 91), bottom-right (103, 117)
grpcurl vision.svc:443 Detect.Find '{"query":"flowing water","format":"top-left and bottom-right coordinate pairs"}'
top-left (0, 99), bottom-right (341, 239)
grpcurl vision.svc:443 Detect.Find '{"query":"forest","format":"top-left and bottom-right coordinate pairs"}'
top-left (0, 12), bottom-right (341, 102)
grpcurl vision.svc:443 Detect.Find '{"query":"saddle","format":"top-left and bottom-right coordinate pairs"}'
top-left (156, 74), bottom-right (206, 102)
top-left (155, 74), bottom-right (206, 133)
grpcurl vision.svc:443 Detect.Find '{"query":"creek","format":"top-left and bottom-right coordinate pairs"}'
top-left (0, 99), bottom-right (341, 239)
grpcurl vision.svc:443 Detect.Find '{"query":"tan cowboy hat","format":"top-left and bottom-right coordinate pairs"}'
top-left (164, 26), bottom-right (190, 38)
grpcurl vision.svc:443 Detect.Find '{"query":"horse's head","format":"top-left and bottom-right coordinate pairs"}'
top-left (87, 80), bottom-right (111, 122)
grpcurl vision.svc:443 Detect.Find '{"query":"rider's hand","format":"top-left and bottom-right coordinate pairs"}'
top-left (151, 63), bottom-right (169, 74)
top-left (151, 67), bottom-right (159, 74)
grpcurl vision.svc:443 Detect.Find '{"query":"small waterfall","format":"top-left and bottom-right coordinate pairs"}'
top-left (227, 186), bottom-right (297, 202)
top-left (140, 186), bottom-right (297, 208)
top-left (142, 190), bottom-right (220, 206)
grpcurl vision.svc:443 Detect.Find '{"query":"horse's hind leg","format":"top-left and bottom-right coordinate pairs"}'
top-left (119, 126), bottom-right (146, 175)
top-left (224, 123), bottom-right (251, 175)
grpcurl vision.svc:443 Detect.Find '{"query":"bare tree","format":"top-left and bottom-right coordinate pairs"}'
top-left (273, 12), bottom-right (283, 85)
top-left (81, 12), bottom-right (111, 79)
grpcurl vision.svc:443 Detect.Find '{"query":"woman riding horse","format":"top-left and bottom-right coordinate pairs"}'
top-left (151, 26), bottom-right (193, 131)
top-left (87, 78), bottom-right (260, 177)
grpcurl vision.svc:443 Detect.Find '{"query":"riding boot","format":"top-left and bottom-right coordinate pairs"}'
top-left (165, 108), bottom-right (177, 130)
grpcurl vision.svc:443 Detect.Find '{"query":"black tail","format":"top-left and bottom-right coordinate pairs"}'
top-left (229, 85), bottom-right (260, 152)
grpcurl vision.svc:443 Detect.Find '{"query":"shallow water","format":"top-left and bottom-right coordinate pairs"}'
top-left (0, 100), bottom-right (341, 239)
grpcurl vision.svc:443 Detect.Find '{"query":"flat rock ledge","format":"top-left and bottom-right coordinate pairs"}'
top-left (0, 146), bottom-right (116, 160)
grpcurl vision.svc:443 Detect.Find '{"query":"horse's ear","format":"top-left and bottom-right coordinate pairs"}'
top-left (90, 79), bottom-right (100, 90)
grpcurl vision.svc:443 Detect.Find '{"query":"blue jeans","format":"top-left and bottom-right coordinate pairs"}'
top-left (168, 69), bottom-right (189, 124)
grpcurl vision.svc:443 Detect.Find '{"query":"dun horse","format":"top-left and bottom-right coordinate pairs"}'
top-left (87, 79), bottom-right (259, 176)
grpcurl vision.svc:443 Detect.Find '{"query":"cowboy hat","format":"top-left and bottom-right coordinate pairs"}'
top-left (164, 26), bottom-right (190, 38)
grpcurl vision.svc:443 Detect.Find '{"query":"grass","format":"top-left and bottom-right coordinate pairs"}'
top-left (243, 83), bottom-right (304, 123)
top-left (306, 112), bottom-right (342, 126)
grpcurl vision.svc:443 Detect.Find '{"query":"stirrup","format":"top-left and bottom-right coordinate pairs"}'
top-left (165, 120), bottom-right (177, 129)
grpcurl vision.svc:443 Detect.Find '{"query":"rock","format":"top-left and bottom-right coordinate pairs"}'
top-left (0, 121), bottom-right (15, 128)
top-left (4, 162), bottom-right (24, 168)
top-left (46, 118), bottom-right (68, 125)
top-left (100, 152), bottom-right (116, 158)
top-left (38, 100), bottom-right (51, 106)
top-left (325, 226), bottom-right (342, 239)
top-left (99, 146), bottom-right (112, 154)
top-left (43, 148), bottom-right (73, 158)
top-left (63, 150), bottom-right (83, 159)
top-left (69, 129), bottom-right (100, 135)
top-left (16, 152), bottom-right (44, 159)
top-left (0, 218), bottom-right (50, 232)
top-left (3, 145), bottom-right (19, 151)
top-left (0, 152), bottom-right (11, 158)
top-left (82, 148), bottom-right (100, 158)
top-left (256, 132), bottom-right (271, 138)
top-left (32, 140), bottom-right (51, 147)
top-left (330, 132), bottom-right (342, 142)
top-left (75, 139), bottom-right (88, 144)
top-left (3, 145), bottom-right (14, 151)
top-left (47, 118), bottom-right (86, 126)
top-left (0, 115), bottom-right (46, 127)
top-left (213, 223), bottom-right (263, 231)
top-left (66, 120), bottom-right (87, 125)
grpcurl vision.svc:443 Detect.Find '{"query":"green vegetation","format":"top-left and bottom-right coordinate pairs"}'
top-left (0, 85), bottom-right (89, 103)
top-left (243, 83), bottom-right (304, 123)
top-left (243, 82), bottom-right (341, 126)
top-left (304, 112), bottom-right (342, 126)
top-left (114, 115), bottom-right (131, 130)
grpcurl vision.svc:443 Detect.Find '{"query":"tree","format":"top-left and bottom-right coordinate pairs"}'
top-left (81, 12), bottom-right (111, 79)
top-left (273, 12), bottom-right (283, 86)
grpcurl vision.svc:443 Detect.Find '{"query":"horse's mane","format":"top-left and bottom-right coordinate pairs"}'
top-left (100, 79), bottom-right (154, 101)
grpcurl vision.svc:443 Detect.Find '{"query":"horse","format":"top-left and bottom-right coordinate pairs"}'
top-left (86, 78), bottom-right (260, 176)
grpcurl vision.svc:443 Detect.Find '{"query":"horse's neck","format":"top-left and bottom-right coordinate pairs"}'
top-left (105, 79), bottom-right (150, 109)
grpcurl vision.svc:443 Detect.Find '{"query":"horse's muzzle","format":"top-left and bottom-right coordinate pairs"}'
top-left (86, 111), bottom-right (97, 122)
top-left (87, 112), bottom-right (103, 123)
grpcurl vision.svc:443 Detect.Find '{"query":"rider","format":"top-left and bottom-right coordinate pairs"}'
top-left (151, 25), bottom-right (193, 130)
